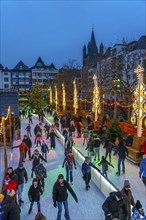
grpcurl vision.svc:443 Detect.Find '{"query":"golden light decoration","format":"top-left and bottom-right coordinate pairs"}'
top-left (134, 64), bottom-right (144, 79)
top-left (62, 83), bottom-right (66, 111)
top-left (73, 80), bottom-right (78, 114)
top-left (92, 74), bottom-right (101, 121)
top-left (54, 85), bottom-right (58, 111)
top-left (49, 87), bottom-right (52, 105)
top-left (131, 115), bottom-right (137, 125)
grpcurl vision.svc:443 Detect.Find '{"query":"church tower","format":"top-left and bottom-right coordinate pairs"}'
top-left (83, 44), bottom-right (87, 66)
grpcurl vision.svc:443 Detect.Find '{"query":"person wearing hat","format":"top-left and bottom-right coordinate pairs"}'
top-left (121, 180), bottom-right (135, 220)
top-left (62, 150), bottom-right (77, 185)
top-left (102, 191), bottom-right (128, 220)
top-left (14, 162), bottom-right (28, 207)
top-left (131, 200), bottom-right (146, 220)
top-left (28, 178), bottom-right (43, 214)
top-left (53, 174), bottom-right (78, 220)
top-left (31, 149), bottom-right (47, 178)
top-left (1, 190), bottom-right (20, 220)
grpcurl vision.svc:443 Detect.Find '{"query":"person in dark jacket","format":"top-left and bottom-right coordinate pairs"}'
top-left (35, 163), bottom-right (47, 190)
top-left (22, 135), bottom-right (32, 160)
top-left (104, 139), bottom-right (112, 163)
top-left (93, 135), bottom-right (101, 161)
top-left (41, 141), bottom-right (49, 161)
top-left (14, 162), bottom-right (28, 206)
top-left (81, 157), bottom-right (92, 191)
top-left (62, 150), bottom-right (77, 185)
top-left (116, 140), bottom-right (128, 175)
top-left (85, 137), bottom-right (93, 162)
top-left (47, 129), bottom-right (59, 150)
top-left (25, 124), bottom-right (32, 137)
top-left (139, 155), bottom-right (146, 187)
top-left (53, 174), bottom-right (78, 220)
top-left (102, 191), bottom-right (128, 220)
top-left (31, 149), bottom-right (47, 178)
top-left (98, 156), bottom-right (114, 178)
top-left (28, 178), bottom-right (43, 214)
top-left (2, 190), bottom-right (20, 220)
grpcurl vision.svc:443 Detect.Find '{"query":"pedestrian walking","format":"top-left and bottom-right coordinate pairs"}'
top-left (102, 191), bottom-right (128, 220)
top-left (82, 126), bottom-right (89, 146)
top-left (14, 162), bottom-right (28, 206)
top-left (28, 178), bottom-right (43, 214)
top-left (139, 155), bottom-right (146, 187)
top-left (76, 121), bottom-right (82, 138)
top-left (22, 135), bottom-right (32, 160)
top-left (28, 113), bottom-right (33, 124)
top-left (131, 200), bottom-right (146, 220)
top-left (1, 190), bottom-right (20, 220)
top-left (41, 140), bottom-right (49, 161)
top-left (81, 156), bottom-right (92, 191)
top-left (31, 149), bottom-right (47, 178)
top-left (116, 140), bottom-right (128, 176)
top-left (98, 156), bottom-right (114, 178)
top-left (93, 135), bottom-right (101, 161)
top-left (104, 139), bottom-right (112, 163)
top-left (85, 137), bottom-right (93, 162)
top-left (65, 132), bottom-right (74, 155)
top-left (62, 150), bottom-right (77, 185)
top-left (13, 142), bottom-right (29, 163)
top-left (47, 129), bottom-right (59, 150)
top-left (35, 163), bottom-right (47, 190)
top-left (121, 180), bottom-right (135, 219)
top-left (53, 174), bottom-right (78, 220)
top-left (25, 124), bottom-right (32, 137)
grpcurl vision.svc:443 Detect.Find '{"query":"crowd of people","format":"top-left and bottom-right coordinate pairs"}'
top-left (1, 109), bottom-right (146, 220)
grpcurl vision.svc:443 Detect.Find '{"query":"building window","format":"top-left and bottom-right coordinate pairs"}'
top-left (4, 77), bottom-right (9, 82)
top-left (4, 72), bottom-right (8, 75)
top-left (4, 84), bottom-right (9, 88)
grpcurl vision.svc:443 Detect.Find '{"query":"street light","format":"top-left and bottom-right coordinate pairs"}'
top-left (54, 85), bottom-right (58, 111)
top-left (49, 86), bottom-right (52, 105)
top-left (92, 74), bottom-right (100, 121)
top-left (62, 83), bottom-right (66, 111)
top-left (73, 80), bottom-right (78, 114)
top-left (131, 64), bottom-right (144, 137)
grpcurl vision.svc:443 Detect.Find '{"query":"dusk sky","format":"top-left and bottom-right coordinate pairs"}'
top-left (1, 0), bottom-right (146, 69)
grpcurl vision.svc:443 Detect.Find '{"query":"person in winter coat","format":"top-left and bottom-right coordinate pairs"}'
top-left (62, 150), bottom-right (77, 185)
top-left (53, 174), bottom-right (78, 220)
top-left (121, 180), bottom-right (135, 220)
top-left (131, 200), bottom-right (146, 220)
top-left (25, 124), bottom-right (32, 137)
top-left (1, 190), bottom-right (20, 220)
top-left (28, 178), bottom-right (43, 214)
top-left (82, 126), bottom-right (89, 146)
top-left (139, 155), bottom-right (146, 187)
top-left (13, 142), bottom-right (29, 163)
top-left (65, 132), bottom-right (74, 155)
top-left (35, 131), bottom-right (42, 147)
top-left (81, 157), bottom-right (92, 191)
top-left (104, 139), bottom-right (112, 163)
top-left (28, 114), bottom-right (33, 124)
top-left (98, 156), bottom-right (114, 178)
top-left (102, 191), bottom-right (128, 220)
top-left (14, 162), bottom-right (28, 206)
top-left (35, 163), bottom-right (47, 190)
top-left (76, 121), bottom-right (82, 138)
top-left (41, 141), bottom-right (49, 161)
top-left (93, 135), bottom-right (101, 161)
top-left (47, 129), bottom-right (59, 150)
top-left (31, 149), bottom-right (47, 178)
top-left (85, 137), bottom-right (94, 162)
top-left (22, 135), bottom-right (32, 160)
top-left (116, 141), bottom-right (128, 176)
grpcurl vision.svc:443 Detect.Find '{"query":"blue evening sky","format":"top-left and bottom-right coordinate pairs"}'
top-left (0, 0), bottom-right (146, 69)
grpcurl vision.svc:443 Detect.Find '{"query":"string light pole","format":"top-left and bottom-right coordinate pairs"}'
top-left (54, 85), bottom-right (58, 111)
top-left (73, 80), bottom-right (78, 114)
top-left (49, 86), bottom-right (52, 105)
top-left (92, 74), bottom-right (100, 121)
top-left (131, 64), bottom-right (144, 137)
top-left (62, 83), bottom-right (66, 111)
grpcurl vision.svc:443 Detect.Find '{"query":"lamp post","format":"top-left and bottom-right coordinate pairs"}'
top-left (8, 106), bottom-right (12, 145)
top-left (62, 83), bottom-right (66, 111)
top-left (49, 86), bottom-right (52, 105)
top-left (54, 85), bottom-right (58, 111)
top-left (92, 74), bottom-right (100, 121)
top-left (132, 64), bottom-right (144, 137)
top-left (73, 80), bottom-right (78, 114)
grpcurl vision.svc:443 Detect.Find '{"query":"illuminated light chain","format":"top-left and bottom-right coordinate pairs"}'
top-left (73, 80), bottom-right (78, 114)
top-left (62, 83), bottom-right (66, 111)
top-left (134, 65), bottom-right (144, 80)
top-left (50, 87), bottom-right (52, 105)
top-left (54, 85), bottom-right (58, 111)
top-left (92, 74), bottom-right (101, 120)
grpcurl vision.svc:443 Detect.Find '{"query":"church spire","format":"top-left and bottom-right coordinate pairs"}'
top-left (90, 28), bottom-right (97, 50)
